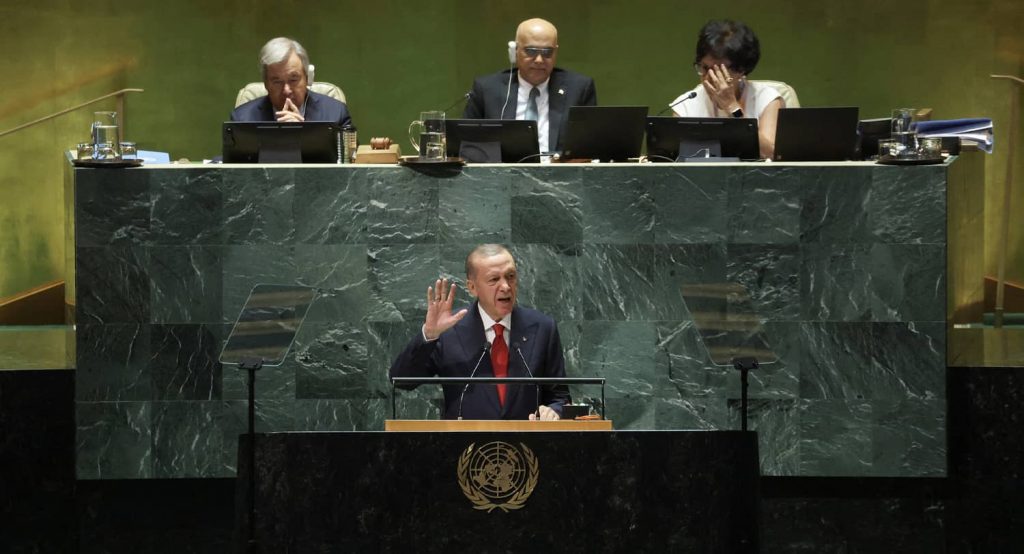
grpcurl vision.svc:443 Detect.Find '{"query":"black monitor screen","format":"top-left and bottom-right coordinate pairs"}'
top-left (645, 116), bottom-right (760, 161)
top-left (222, 122), bottom-right (341, 163)
top-left (444, 119), bottom-right (540, 163)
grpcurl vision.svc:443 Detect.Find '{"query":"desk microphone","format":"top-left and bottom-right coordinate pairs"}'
top-left (515, 345), bottom-right (542, 418)
top-left (656, 91), bottom-right (697, 116)
top-left (442, 91), bottom-right (474, 115)
top-left (457, 344), bottom-right (490, 420)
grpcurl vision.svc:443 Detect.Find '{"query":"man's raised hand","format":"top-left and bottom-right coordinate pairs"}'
top-left (423, 278), bottom-right (468, 340)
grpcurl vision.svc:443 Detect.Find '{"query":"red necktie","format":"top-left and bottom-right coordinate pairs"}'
top-left (491, 324), bottom-right (509, 406)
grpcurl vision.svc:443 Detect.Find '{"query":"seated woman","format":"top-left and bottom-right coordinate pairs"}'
top-left (669, 20), bottom-right (783, 159)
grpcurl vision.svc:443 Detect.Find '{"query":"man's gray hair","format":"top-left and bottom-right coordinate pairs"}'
top-left (259, 37), bottom-right (312, 82)
top-left (465, 244), bottom-right (512, 278)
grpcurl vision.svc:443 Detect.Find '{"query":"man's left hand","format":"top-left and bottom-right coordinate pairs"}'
top-left (529, 405), bottom-right (560, 421)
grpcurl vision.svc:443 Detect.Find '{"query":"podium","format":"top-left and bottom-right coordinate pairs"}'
top-left (235, 430), bottom-right (760, 552)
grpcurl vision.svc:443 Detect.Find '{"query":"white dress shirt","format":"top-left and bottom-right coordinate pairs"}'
top-left (516, 73), bottom-right (550, 152)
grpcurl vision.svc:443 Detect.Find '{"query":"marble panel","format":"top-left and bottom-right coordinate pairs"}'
top-left (149, 169), bottom-right (223, 245)
top-left (75, 168), bottom-right (151, 246)
top-left (366, 244), bottom-right (440, 322)
top-left (437, 168), bottom-right (511, 243)
top-left (580, 166), bottom-right (655, 244)
top-left (221, 167), bottom-right (297, 245)
top-left (745, 398), bottom-right (801, 476)
top-left (149, 324), bottom-right (223, 401)
top-left (76, 246), bottom-right (150, 324)
top-left (220, 245), bottom-right (296, 324)
top-left (799, 322), bottom-right (876, 399)
top-left (727, 243), bottom-right (802, 321)
top-left (76, 401), bottom-right (152, 480)
top-left (578, 244), bottom-right (659, 320)
top-left (293, 244), bottom-right (369, 323)
top-left (728, 167), bottom-right (802, 244)
top-left (867, 165), bottom-right (946, 244)
top-left (799, 399), bottom-right (873, 476)
top-left (366, 168), bottom-right (438, 243)
top-left (653, 243), bottom-right (729, 321)
top-left (292, 167), bottom-right (368, 244)
top-left (151, 401), bottom-right (239, 478)
top-left (148, 246), bottom-right (224, 324)
top-left (801, 243), bottom-right (873, 322)
top-left (509, 166), bottom-right (583, 243)
top-left (579, 320), bottom-right (658, 399)
top-left (294, 320), bottom-right (368, 399)
top-left (798, 166), bottom-right (873, 243)
top-left (75, 323), bottom-right (151, 402)
top-left (871, 398), bottom-right (946, 477)
top-left (872, 322), bottom-right (945, 401)
top-left (869, 244), bottom-right (946, 322)
top-left (651, 166), bottom-right (730, 244)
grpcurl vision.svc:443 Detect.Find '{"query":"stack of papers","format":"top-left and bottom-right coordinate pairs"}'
top-left (914, 118), bottom-right (994, 153)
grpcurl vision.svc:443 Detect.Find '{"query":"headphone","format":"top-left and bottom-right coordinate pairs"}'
top-left (507, 41), bottom-right (516, 65)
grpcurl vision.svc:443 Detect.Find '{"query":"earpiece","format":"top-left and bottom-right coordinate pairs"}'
top-left (507, 41), bottom-right (516, 65)
top-left (307, 63), bottom-right (315, 85)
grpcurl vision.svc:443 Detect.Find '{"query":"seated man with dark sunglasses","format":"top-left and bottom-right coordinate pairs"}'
top-left (462, 17), bottom-right (597, 155)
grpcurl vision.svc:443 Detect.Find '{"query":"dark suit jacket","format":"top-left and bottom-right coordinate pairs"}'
top-left (462, 67), bottom-right (597, 153)
top-left (230, 90), bottom-right (353, 127)
top-left (389, 303), bottom-right (571, 420)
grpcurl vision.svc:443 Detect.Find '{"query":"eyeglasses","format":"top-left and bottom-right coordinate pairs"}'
top-left (693, 63), bottom-right (735, 77)
top-left (522, 46), bottom-right (556, 59)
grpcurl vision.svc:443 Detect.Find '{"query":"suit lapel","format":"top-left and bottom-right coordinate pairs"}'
top-left (501, 74), bottom-right (520, 120)
top-left (547, 71), bottom-right (566, 152)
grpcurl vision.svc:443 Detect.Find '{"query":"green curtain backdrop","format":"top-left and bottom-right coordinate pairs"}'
top-left (1, 0), bottom-right (1021, 300)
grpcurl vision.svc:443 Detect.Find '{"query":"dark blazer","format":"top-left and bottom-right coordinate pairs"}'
top-left (230, 90), bottom-right (353, 127)
top-left (462, 67), bottom-right (597, 153)
top-left (389, 303), bottom-right (571, 420)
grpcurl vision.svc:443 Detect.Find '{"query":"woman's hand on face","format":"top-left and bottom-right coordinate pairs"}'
top-left (702, 63), bottom-right (742, 113)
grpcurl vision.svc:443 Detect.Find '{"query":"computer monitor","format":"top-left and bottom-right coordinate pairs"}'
top-left (444, 119), bottom-right (540, 163)
top-left (645, 116), bottom-right (760, 161)
top-left (561, 106), bottom-right (648, 161)
top-left (773, 107), bottom-right (860, 162)
top-left (856, 117), bottom-right (891, 160)
top-left (222, 122), bottom-right (341, 163)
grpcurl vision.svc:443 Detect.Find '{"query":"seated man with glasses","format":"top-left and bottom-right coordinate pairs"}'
top-left (462, 17), bottom-right (597, 154)
top-left (668, 20), bottom-right (784, 159)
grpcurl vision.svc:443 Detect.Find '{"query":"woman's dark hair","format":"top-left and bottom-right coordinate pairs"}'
top-left (695, 20), bottom-right (761, 76)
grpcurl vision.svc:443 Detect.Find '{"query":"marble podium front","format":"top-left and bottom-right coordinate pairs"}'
top-left (68, 161), bottom-right (958, 479)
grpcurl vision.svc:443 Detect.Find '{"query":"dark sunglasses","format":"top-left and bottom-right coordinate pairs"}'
top-left (522, 46), bottom-right (556, 59)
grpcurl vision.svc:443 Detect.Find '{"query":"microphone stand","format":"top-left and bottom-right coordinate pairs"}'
top-left (515, 345), bottom-right (541, 418)
top-left (457, 345), bottom-right (490, 420)
top-left (656, 90), bottom-right (697, 116)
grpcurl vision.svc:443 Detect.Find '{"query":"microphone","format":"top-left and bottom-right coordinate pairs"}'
top-left (457, 344), bottom-right (490, 420)
top-left (515, 345), bottom-right (542, 419)
top-left (442, 91), bottom-right (473, 115)
top-left (656, 91), bottom-right (697, 116)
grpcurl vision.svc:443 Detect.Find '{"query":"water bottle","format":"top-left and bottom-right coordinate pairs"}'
top-left (342, 124), bottom-right (357, 164)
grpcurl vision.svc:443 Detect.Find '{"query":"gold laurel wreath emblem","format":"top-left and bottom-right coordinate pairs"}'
top-left (457, 442), bottom-right (539, 513)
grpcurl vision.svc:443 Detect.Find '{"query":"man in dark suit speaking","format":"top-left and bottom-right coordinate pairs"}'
top-left (390, 244), bottom-right (570, 420)
top-left (462, 18), bottom-right (597, 154)
top-left (231, 37), bottom-right (353, 127)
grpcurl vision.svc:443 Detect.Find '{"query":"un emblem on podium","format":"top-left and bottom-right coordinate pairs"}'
top-left (457, 441), bottom-right (539, 512)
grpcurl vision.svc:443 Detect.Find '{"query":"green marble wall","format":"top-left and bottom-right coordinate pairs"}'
top-left (72, 162), bottom-right (948, 479)
top-left (1, 0), bottom-right (1021, 304)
